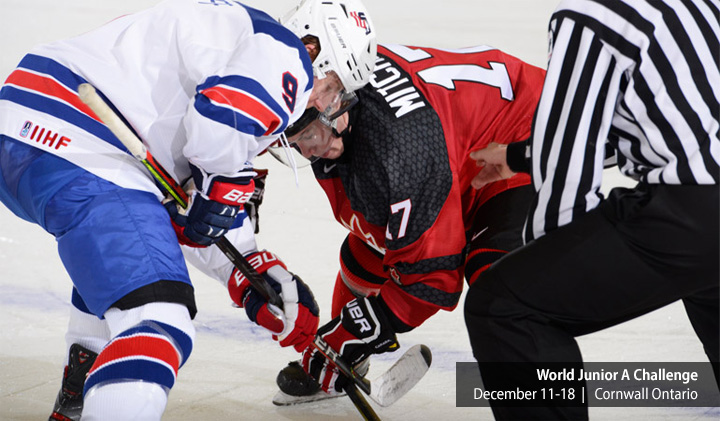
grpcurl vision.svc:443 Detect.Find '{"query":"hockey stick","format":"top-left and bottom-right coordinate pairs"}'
top-left (311, 341), bottom-right (433, 407)
top-left (370, 344), bottom-right (432, 407)
top-left (77, 83), bottom-right (383, 418)
top-left (345, 382), bottom-right (379, 421)
top-left (77, 83), bottom-right (282, 309)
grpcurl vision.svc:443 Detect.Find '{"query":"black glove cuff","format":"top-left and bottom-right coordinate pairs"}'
top-left (507, 139), bottom-right (531, 174)
top-left (377, 294), bottom-right (414, 333)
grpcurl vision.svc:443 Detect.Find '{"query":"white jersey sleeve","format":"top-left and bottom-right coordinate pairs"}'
top-left (3, 0), bottom-right (313, 286)
top-left (177, 2), bottom-right (313, 175)
top-left (31, 0), bottom-right (313, 182)
top-left (181, 221), bottom-right (258, 286)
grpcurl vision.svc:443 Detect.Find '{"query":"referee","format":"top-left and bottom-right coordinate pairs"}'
top-left (464, 0), bottom-right (719, 419)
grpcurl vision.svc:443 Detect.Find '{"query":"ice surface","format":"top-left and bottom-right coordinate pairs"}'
top-left (0, 1), bottom-right (716, 420)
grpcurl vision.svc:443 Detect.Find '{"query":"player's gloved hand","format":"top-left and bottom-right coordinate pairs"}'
top-left (244, 168), bottom-right (268, 234)
top-left (227, 250), bottom-right (320, 352)
top-left (301, 296), bottom-right (399, 393)
top-left (164, 163), bottom-right (255, 247)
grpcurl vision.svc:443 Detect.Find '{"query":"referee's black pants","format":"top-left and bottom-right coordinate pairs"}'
top-left (464, 183), bottom-right (719, 421)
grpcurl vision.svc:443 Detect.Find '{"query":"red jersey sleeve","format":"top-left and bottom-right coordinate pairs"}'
top-left (313, 45), bottom-right (544, 331)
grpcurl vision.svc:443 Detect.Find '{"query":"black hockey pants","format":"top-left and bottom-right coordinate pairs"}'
top-left (464, 183), bottom-right (719, 420)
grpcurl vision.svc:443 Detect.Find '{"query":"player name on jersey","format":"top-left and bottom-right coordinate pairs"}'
top-left (369, 55), bottom-right (426, 118)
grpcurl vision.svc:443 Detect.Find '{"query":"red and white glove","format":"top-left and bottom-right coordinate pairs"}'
top-left (164, 163), bottom-right (255, 247)
top-left (302, 296), bottom-right (399, 393)
top-left (227, 251), bottom-right (320, 352)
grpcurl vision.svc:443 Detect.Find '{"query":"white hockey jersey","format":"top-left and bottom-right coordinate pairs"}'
top-left (0, 0), bottom-right (313, 285)
top-left (1, 0), bottom-right (312, 189)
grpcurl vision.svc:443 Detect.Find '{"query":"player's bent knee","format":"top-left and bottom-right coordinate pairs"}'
top-left (82, 302), bottom-right (195, 419)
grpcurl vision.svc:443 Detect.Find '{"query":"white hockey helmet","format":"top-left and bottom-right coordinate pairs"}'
top-left (281, 0), bottom-right (377, 93)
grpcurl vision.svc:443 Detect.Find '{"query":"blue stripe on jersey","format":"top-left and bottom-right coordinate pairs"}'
top-left (18, 54), bottom-right (87, 92)
top-left (195, 75), bottom-right (290, 136)
top-left (0, 86), bottom-right (126, 151)
top-left (2, 54), bottom-right (127, 151)
top-left (243, 4), bottom-right (314, 92)
top-left (193, 94), bottom-right (270, 136)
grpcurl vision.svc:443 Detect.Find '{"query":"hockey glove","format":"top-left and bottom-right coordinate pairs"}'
top-left (164, 163), bottom-right (254, 247)
top-left (302, 296), bottom-right (399, 393)
top-left (244, 168), bottom-right (268, 234)
top-left (227, 250), bottom-right (320, 352)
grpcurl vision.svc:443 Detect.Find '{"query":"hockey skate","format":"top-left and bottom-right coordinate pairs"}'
top-left (48, 343), bottom-right (98, 421)
top-left (272, 359), bottom-right (369, 406)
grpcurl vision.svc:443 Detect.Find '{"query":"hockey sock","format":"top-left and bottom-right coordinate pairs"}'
top-left (82, 303), bottom-right (194, 421)
top-left (82, 381), bottom-right (168, 421)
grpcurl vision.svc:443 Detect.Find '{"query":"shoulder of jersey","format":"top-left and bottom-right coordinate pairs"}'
top-left (359, 53), bottom-right (430, 122)
top-left (175, 0), bottom-right (313, 86)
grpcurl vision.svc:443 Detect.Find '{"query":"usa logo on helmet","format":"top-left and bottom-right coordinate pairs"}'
top-left (350, 11), bottom-right (371, 35)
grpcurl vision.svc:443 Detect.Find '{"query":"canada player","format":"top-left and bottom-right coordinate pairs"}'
top-left (0, 0), bottom-right (376, 419)
top-left (273, 44), bottom-right (546, 401)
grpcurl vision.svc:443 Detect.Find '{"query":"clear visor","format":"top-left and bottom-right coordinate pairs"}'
top-left (286, 117), bottom-right (338, 159)
top-left (284, 91), bottom-right (357, 138)
top-left (310, 71), bottom-right (356, 119)
top-left (282, 75), bottom-right (357, 159)
top-left (267, 141), bottom-right (314, 168)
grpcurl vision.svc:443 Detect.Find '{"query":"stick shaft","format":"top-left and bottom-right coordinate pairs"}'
top-left (79, 82), bottom-right (379, 418)
top-left (77, 83), bottom-right (281, 308)
top-left (313, 336), bottom-right (371, 394)
top-left (345, 383), bottom-right (381, 421)
top-left (78, 84), bottom-right (147, 161)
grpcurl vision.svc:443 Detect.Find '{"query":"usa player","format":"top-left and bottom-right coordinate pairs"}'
top-left (272, 44), bottom-right (546, 401)
top-left (0, 0), bottom-right (376, 419)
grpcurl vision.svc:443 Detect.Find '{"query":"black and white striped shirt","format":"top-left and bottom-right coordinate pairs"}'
top-left (526, 0), bottom-right (720, 241)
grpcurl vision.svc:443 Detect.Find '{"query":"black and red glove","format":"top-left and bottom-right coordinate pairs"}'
top-left (165, 163), bottom-right (255, 247)
top-left (302, 296), bottom-right (399, 392)
top-left (227, 250), bottom-right (320, 352)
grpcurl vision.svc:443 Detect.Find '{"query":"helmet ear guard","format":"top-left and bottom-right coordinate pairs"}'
top-left (281, 0), bottom-right (377, 93)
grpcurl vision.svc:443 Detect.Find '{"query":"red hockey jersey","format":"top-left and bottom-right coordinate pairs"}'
top-left (312, 44), bottom-right (545, 328)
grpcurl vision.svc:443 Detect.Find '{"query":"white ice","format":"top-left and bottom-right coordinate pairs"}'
top-left (0, 1), bottom-right (716, 420)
